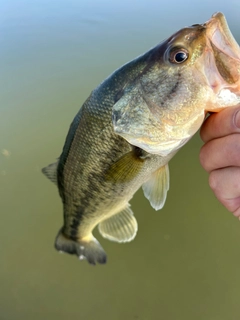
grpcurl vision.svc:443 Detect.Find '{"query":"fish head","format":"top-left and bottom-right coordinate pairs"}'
top-left (112, 13), bottom-right (240, 156)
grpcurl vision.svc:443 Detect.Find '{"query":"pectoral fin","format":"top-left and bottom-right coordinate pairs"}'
top-left (106, 151), bottom-right (144, 183)
top-left (98, 206), bottom-right (138, 243)
top-left (42, 160), bottom-right (59, 185)
top-left (142, 164), bottom-right (170, 210)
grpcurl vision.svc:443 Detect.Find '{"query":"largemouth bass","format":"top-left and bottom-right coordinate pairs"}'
top-left (43, 13), bottom-right (240, 265)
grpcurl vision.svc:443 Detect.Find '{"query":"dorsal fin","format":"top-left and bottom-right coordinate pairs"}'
top-left (42, 160), bottom-right (59, 185)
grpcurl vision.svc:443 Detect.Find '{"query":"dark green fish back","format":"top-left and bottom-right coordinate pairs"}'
top-left (57, 52), bottom-right (152, 239)
top-left (43, 44), bottom-right (173, 265)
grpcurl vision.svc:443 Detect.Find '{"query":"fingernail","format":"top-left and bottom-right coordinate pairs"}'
top-left (234, 109), bottom-right (240, 129)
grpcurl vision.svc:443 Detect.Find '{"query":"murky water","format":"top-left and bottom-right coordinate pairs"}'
top-left (1, 1), bottom-right (240, 319)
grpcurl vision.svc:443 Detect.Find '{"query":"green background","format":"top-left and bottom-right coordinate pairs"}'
top-left (1, 1), bottom-right (240, 319)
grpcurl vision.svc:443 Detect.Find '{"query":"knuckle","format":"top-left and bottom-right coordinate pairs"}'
top-left (199, 145), bottom-right (209, 171)
top-left (208, 171), bottom-right (217, 192)
top-left (232, 107), bottom-right (240, 131)
top-left (226, 134), bottom-right (240, 166)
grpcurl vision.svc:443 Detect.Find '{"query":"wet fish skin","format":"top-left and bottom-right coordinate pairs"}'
top-left (42, 13), bottom-right (240, 265)
top-left (53, 59), bottom-right (172, 264)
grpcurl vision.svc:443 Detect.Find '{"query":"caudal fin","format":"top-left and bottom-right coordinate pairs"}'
top-left (54, 229), bottom-right (107, 265)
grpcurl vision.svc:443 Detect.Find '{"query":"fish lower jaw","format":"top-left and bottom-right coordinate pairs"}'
top-left (215, 89), bottom-right (240, 109)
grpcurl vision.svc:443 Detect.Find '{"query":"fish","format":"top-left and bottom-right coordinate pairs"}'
top-left (42, 13), bottom-right (240, 265)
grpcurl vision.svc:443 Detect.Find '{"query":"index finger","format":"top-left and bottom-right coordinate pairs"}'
top-left (200, 105), bottom-right (240, 143)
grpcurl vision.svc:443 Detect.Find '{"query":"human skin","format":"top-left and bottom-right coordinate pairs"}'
top-left (199, 105), bottom-right (240, 219)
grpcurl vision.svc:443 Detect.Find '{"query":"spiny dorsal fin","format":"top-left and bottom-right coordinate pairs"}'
top-left (106, 151), bottom-right (144, 183)
top-left (98, 205), bottom-right (138, 243)
top-left (142, 164), bottom-right (170, 211)
top-left (42, 160), bottom-right (59, 185)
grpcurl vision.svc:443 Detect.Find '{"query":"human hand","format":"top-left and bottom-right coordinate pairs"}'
top-left (199, 105), bottom-right (240, 219)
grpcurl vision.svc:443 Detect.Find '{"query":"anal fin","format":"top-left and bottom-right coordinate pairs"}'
top-left (142, 164), bottom-right (170, 210)
top-left (98, 205), bottom-right (138, 243)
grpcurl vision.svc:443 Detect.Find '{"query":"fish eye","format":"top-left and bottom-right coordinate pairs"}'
top-left (169, 49), bottom-right (189, 64)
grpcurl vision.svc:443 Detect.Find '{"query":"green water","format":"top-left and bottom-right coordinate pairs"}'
top-left (1, 1), bottom-right (240, 319)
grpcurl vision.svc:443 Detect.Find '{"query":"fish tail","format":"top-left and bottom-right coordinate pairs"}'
top-left (54, 228), bottom-right (107, 265)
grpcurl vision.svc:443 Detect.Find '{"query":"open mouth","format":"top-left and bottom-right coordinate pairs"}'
top-left (203, 12), bottom-right (240, 108)
top-left (206, 12), bottom-right (240, 62)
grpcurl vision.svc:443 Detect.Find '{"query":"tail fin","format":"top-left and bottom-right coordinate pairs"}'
top-left (55, 229), bottom-right (107, 265)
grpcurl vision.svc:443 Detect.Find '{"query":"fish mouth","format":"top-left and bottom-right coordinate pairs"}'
top-left (203, 12), bottom-right (240, 108)
top-left (206, 12), bottom-right (240, 62)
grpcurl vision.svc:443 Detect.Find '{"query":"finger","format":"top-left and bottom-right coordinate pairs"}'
top-left (200, 105), bottom-right (240, 143)
top-left (199, 133), bottom-right (240, 172)
top-left (208, 167), bottom-right (240, 216)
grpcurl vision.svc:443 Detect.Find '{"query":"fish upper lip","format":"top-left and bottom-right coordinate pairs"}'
top-left (205, 12), bottom-right (240, 62)
top-left (201, 12), bottom-right (240, 101)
